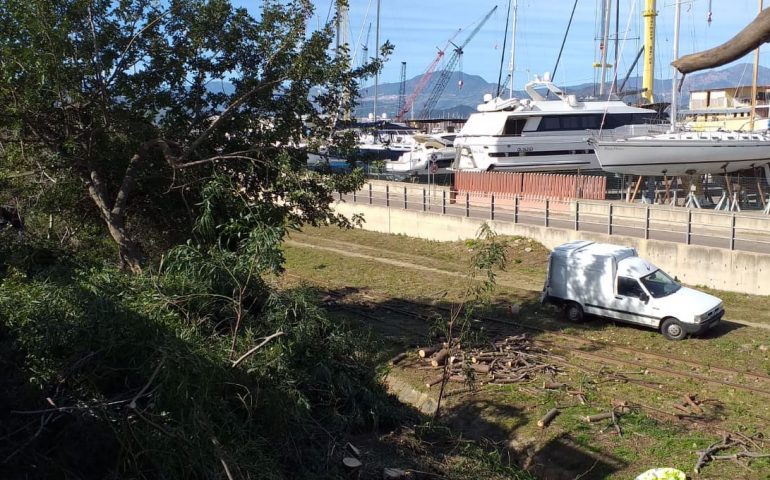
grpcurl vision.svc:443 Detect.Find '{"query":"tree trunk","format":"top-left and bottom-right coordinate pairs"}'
top-left (85, 168), bottom-right (143, 273)
top-left (672, 8), bottom-right (770, 74)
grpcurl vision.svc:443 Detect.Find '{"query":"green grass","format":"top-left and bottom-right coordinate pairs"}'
top-left (281, 225), bottom-right (770, 480)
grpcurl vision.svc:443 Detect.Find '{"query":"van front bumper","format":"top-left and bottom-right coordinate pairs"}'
top-left (681, 308), bottom-right (724, 335)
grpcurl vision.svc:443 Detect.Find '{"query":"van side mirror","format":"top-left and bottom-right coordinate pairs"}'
top-left (639, 292), bottom-right (649, 303)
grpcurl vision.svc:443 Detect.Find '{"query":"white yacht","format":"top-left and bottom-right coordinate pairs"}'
top-left (452, 76), bottom-right (662, 172)
top-left (385, 132), bottom-right (456, 178)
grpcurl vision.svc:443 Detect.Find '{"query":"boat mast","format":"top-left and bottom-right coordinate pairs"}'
top-left (642, 0), bottom-right (656, 104)
top-left (509, 0), bottom-right (518, 98)
top-left (373, 0), bottom-right (380, 120)
top-left (599, 0), bottom-right (612, 96)
top-left (670, 0), bottom-right (681, 132)
top-left (750, 0), bottom-right (763, 130)
top-left (336, 1), bottom-right (351, 120)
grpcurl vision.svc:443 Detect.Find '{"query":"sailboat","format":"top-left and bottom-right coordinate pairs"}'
top-left (591, 0), bottom-right (770, 176)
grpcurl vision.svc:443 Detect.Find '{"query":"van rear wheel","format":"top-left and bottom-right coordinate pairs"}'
top-left (661, 317), bottom-right (686, 341)
top-left (563, 302), bottom-right (584, 323)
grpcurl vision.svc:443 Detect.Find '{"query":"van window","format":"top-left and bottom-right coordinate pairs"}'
top-left (640, 269), bottom-right (681, 298)
top-left (617, 277), bottom-right (645, 298)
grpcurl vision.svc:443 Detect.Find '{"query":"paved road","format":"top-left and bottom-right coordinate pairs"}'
top-left (341, 189), bottom-right (770, 255)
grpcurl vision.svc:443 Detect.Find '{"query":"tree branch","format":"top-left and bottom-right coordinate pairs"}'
top-left (231, 331), bottom-right (285, 368)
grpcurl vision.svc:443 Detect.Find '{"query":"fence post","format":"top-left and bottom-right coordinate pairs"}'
top-left (730, 214), bottom-right (736, 250)
top-left (368, 183), bottom-right (372, 205)
top-left (403, 187), bottom-right (407, 210)
top-left (608, 204), bottom-right (613, 235)
top-left (442, 190), bottom-right (446, 214)
top-left (386, 185), bottom-right (390, 207)
top-left (465, 192), bottom-right (470, 217)
top-left (514, 196), bottom-right (519, 224)
top-left (686, 210), bottom-right (692, 245)
top-left (490, 194), bottom-right (495, 220)
top-left (574, 201), bottom-right (579, 231)
top-left (544, 198), bottom-right (550, 227)
top-left (423, 188), bottom-right (427, 212)
top-left (353, 187), bottom-right (356, 203)
top-left (644, 206), bottom-right (650, 240)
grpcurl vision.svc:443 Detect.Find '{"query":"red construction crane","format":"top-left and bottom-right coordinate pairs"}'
top-left (394, 29), bottom-right (461, 122)
top-left (419, 5), bottom-right (497, 119)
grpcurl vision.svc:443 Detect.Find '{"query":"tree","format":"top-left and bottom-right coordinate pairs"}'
top-left (0, 0), bottom-right (387, 271)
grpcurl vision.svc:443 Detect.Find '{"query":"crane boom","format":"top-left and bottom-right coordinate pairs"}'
top-left (394, 30), bottom-right (460, 121)
top-left (419, 5), bottom-right (498, 119)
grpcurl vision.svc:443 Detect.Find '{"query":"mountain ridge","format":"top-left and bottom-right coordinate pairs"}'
top-left (353, 63), bottom-right (770, 119)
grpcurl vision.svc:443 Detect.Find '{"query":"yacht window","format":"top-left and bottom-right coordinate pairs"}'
top-left (538, 116), bottom-right (562, 130)
top-left (503, 117), bottom-right (527, 135)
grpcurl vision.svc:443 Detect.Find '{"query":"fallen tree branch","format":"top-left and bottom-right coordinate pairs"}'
top-left (672, 8), bottom-right (770, 75)
top-left (231, 331), bottom-right (285, 368)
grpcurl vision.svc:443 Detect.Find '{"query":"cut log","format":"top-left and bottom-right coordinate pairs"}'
top-left (389, 352), bottom-right (407, 366)
top-left (418, 345), bottom-right (441, 358)
top-left (538, 408), bottom-right (560, 428)
top-left (584, 412), bottom-right (613, 423)
top-left (543, 382), bottom-right (566, 390)
top-left (470, 363), bottom-right (491, 374)
top-left (426, 375), bottom-right (445, 389)
top-left (343, 456), bottom-right (362, 470)
top-left (383, 467), bottom-right (406, 479)
top-left (430, 349), bottom-right (449, 367)
top-left (672, 8), bottom-right (770, 75)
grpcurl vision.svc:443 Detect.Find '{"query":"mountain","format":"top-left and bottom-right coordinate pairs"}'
top-left (353, 63), bottom-right (770, 120)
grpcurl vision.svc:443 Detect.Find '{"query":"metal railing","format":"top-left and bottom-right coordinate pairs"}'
top-left (339, 183), bottom-right (770, 255)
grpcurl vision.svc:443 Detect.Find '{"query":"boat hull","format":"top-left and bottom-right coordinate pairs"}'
top-left (593, 139), bottom-right (770, 175)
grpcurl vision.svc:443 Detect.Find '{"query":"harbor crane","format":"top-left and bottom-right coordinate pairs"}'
top-left (418, 5), bottom-right (498, 119)
top-left (394, 31), bottom-right (460, 121)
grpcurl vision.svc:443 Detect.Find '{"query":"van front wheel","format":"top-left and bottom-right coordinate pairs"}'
top-left (563, 302), bottom-right (584, 323)
top-left (661, 317), bottom-right (686, 341)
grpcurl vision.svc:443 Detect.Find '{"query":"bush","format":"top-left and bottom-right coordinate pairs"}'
top-left (0, 248), bottom-right (405, 479)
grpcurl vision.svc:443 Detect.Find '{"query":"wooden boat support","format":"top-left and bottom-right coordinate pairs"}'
top-left (453, 171), bottom-right (607, 208)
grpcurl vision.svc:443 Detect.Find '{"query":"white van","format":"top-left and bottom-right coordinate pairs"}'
top-left (541, 241), bottom-right (724, 340)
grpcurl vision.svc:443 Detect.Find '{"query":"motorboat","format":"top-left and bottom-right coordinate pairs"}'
top-left (452, 76), bottom-right (663, 173)
top-left (384, 132), bottom-right (457, 178)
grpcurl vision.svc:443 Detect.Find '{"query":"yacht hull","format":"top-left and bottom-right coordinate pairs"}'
top-left (593, 139), bottom-right (770, 175)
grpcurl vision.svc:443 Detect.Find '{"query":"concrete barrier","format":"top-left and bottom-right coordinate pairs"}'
top-left (333, 200), bottom-right (770, 296)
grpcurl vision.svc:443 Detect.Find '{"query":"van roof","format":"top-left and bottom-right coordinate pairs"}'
top-left (553, 240), bottom-right (636, 259)
top-left (617, 256), bottom-right (658, 278)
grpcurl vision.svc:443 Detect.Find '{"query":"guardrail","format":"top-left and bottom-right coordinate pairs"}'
top-left (340, 183), bottom-right (770, 255)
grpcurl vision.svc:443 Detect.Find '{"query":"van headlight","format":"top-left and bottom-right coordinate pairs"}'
top-left (694, 312), bottom-right (708, 323)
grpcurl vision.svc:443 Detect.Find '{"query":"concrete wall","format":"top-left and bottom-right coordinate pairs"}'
top-left (333, 200), bottom-right (770, 296)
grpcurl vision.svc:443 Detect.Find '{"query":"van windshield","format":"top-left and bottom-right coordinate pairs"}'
top-left (640, 269), bottom-right (681, 298)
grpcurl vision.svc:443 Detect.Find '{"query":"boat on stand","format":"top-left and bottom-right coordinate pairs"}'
top-left (591, 0), bottom-right (770, 176)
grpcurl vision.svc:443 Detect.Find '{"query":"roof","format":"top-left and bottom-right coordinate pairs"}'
top-left (553, 241), bottom-right (636, 259)
top-left (617, 256), bottom-right (658, 278)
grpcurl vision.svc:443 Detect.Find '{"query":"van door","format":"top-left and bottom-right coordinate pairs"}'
top-left (612, 276), bottom-right (659, 327)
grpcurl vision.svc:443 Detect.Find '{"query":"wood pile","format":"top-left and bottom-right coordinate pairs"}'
top-left (415, 334), bottom-right (557, 386)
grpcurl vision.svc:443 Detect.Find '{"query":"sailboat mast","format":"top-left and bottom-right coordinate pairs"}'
top-left (509, 0), bottom-right (517, 98)
top-left (642, 0), bottom-right (656, 104)
top-left (751, 0), bottom-right (763, 130)
top-left (670, 0), bottom-right (681, 132)
top-left (599, 0), bottom-right (612, 95)
top-left (373, 0), bottom-right (380, 120)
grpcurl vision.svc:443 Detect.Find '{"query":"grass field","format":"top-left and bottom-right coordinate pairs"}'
top-left (279, 226), bottom-right (770, 479)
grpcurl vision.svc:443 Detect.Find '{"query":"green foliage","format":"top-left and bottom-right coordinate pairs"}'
top-left (0, 251), bottom-right (404, 478)
top-left (0, 0), bottom-right (380, 269)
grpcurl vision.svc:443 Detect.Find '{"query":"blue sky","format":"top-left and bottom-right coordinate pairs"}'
top-left (302, 0), bottom-right (770, 89)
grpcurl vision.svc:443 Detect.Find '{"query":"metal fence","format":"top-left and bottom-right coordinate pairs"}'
top-left (341, 183), bottom-right (770, 255)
